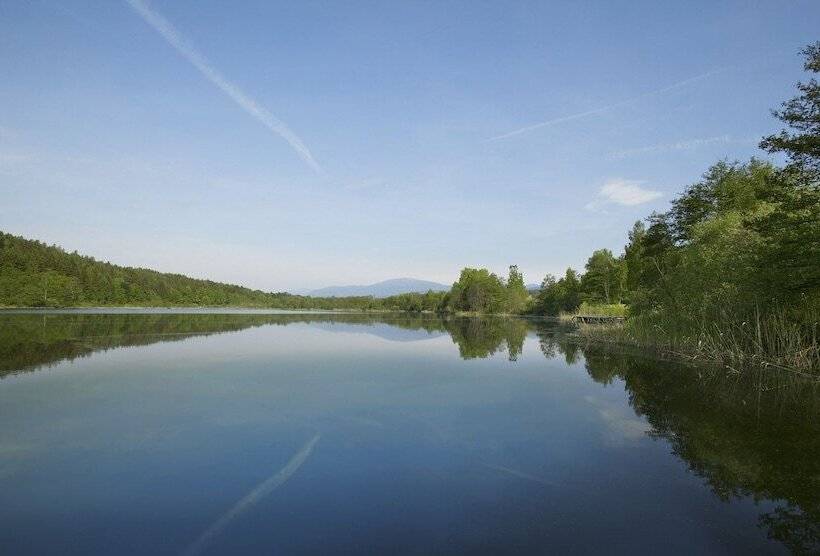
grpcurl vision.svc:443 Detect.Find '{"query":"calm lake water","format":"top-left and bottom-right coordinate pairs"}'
top-left (0, 311), bottom-right (817, 555)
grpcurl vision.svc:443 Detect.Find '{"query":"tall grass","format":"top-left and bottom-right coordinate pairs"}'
top-left (577, 305), bottom-right (820, 374)
top-left (558, 302), bottom-right (627, 322)
top-left (574, 302), bottom-right (628, 317)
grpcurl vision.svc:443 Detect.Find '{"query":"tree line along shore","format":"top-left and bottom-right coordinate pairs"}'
top-left (2, 44), bottom-right (818, 372)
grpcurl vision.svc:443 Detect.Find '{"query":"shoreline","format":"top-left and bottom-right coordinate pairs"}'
top-left (574, 321), bottom-right (820, 376)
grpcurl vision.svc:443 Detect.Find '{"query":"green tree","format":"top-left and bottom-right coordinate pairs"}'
top-left (535, 274), bottom-right (559, 314)
top-left (448, 268), bottom-right (508, 313)
top-left (760, 42), bottom-right (820, 179)
top-left (622, 221), bottom-right (646, 303)
top-left (559, 268), bottom-right (583, 312)
top-left (505, 264), bottom-right (529, 313)
top-left (535, 268), bottom-right (582, 315)
top-left (628, 161), bottom-right (775, 318)
top-left (755, 43), bottom-right (820, 298)
top-left (581, 249), bottom-right (623, 304)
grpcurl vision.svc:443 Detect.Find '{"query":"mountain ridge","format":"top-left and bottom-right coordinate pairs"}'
top-left (308, 278), bottom-right (449, 298)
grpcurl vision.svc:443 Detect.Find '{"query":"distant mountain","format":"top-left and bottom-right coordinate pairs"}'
top-left (526, 283), bottom-right (541, 292)
top-left (308, 278), bottom-right (450, 298)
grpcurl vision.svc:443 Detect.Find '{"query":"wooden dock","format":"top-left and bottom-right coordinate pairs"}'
top-left (572, 315), bottom-right (625, 324)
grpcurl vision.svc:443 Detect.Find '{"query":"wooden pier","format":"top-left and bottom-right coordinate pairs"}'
top-left (572, 315), bottom-right (625, 324)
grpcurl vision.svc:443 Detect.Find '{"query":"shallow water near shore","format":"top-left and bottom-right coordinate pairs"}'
top-left (0, 310), bottom-right (817, 554)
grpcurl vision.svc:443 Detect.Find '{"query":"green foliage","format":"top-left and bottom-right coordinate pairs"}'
top-left (505, 264), bottom-right (530, 313)
top-left (626, 160), bottom-right (775, 318)
top-left (448, 267), bottom-right (509, 313)
top-left (622, 221), bottom-right (646, 303)
top-left (378, 290), bottom-right (448, 312)
top-left (0, 232), bottom-right (528, 315)
top-left (750, 171), bottom-right (820, 296)
top-left (574, 302), bottom-right (627, 317)
top-left (534, 268), bottom-right (582, 315)
top-left (444, 265), bottom-right (535, 314)
top-left (0, 232), bottom-right (447, 312)
top-left (550, 43), bottom-right (820, 370)
top-left (760, 41), bottom-right (820, 180)
top-left (606, 156), bottom-right (819, 370)
top-left (580, 249), bottom-right (624, 304)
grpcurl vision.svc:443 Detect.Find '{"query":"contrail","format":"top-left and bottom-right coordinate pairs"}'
top-left (488, 68), bottom-right (725, 141)
top-left (482, 462), bottom-right (585, 494)
top-left (182, 434), bottom-right (321, 556)
top-left (125, 0), bottom-right (323, 174)
top-left (482, 463), bottom-right (560, 488)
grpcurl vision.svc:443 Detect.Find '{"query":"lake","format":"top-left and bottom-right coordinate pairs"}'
top-left (0, 310), bottom-right (817, 554)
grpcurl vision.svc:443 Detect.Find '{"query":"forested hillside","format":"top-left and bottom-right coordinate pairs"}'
top-left (0, 232), bottom-right (274, 307)
top-left (0, 232), bottom-right (446, 310)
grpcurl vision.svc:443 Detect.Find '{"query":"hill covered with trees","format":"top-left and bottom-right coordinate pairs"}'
top-left (0, 232), bottom-right (451, 311)
top-left (0, 231), bottom-right (536, 314)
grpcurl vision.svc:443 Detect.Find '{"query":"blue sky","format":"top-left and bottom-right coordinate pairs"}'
top-left (1, 1), bottom-right (817, 291)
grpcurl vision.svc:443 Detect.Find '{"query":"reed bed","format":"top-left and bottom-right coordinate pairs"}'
top-left (577, 307), bottom-right (820, 375)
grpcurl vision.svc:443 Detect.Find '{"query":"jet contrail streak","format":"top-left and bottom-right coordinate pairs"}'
top-left (483, 463), bottom-right (561, 488)
top-left (125, 0), bottom-right (323, 174)
top-left (488, 68), bottom-right (725, 141)
top-left (182, 434), bottom-right (321, 556)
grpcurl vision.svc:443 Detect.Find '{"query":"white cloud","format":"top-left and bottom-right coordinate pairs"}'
top-left (596, 178), bottom-right (663, 207)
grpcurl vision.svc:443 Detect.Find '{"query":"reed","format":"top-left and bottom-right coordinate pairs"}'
top-left (577, 305), bottom-right (820, 374)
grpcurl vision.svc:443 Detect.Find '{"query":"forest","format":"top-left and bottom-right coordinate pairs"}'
top-left (0, 231), bottom-right (450, 312)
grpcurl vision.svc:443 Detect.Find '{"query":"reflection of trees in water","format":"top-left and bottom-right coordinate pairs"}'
top-left (582, 346), bottom-right (820, 554)
top-left (0, 312), bottom-right (452, 377)
top-left (0, 313), bottom-right (536, 376)
top-left (535, 328), bottom-right (580, 365)
top-left (444, 317), bottom-right (528, 361)
top-left (0, 313), bottom-right (279, 377)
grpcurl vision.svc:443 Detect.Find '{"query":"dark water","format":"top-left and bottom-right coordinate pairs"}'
top-left (0, 311), bottom-right (818, 555)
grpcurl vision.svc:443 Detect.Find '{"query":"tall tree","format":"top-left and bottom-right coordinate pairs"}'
top-left (559, 268), bottom-right (583, 312)
top-left (535, 268), bottom-right (582, 315)
top-left (448, 268), bottom-right (508, 313)
top-left (581, 249), bottom-right (623, 304)
top-left (622, 221), bottom-right (646, 302)
top-left (760, 42), bottom-right (820, 180)
top-left (505, 264), bottom-right (529, 313)
top-left (755, 43), bottom-right (820, 296)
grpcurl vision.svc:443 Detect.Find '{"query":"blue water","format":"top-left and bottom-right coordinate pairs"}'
top-left (0, 311), bottom-right (816, 554)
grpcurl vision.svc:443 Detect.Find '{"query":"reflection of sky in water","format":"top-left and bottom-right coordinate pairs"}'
top-left (584, 394), bottom-right (652, 444)
top-left (306, 321), bottom-right (448, 343)
top-left (0, 315), bottom-right (797, 554)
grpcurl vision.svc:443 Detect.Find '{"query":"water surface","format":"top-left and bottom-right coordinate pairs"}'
top-left (0, 311), bottom-right (817, 554)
